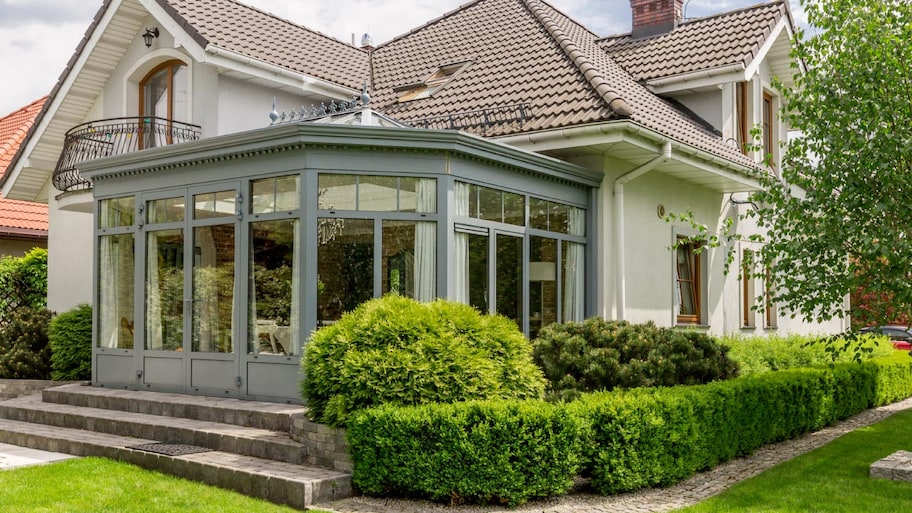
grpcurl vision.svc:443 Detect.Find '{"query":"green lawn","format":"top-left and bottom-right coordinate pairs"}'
top-left (0, 457), bottom-right (299, 513)
top-left (675, 409), bottom-right (912, 513)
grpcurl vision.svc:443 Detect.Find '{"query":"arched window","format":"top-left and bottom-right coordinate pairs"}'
top-left (139, 60), bottom-right (188, 148)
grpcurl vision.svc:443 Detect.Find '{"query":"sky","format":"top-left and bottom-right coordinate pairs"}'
top-left (0, 0), bottom-right (806, 117)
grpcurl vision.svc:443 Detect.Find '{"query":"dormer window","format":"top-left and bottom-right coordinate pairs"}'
top-left (395, 61), bottom-right (472, 102)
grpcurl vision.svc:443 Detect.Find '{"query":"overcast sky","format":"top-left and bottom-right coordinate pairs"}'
top-left (0, 0), bottom-right (806, 117)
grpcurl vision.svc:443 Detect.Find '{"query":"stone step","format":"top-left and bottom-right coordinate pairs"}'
top-left (0, 394), bottom-right (307, 466)
top-left (0, 417), bottom-right (352, 508)
top-left (43, 383), bottom-right (299, 431)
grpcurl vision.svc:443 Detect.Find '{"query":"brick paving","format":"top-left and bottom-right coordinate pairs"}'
top-left (315, 396), bottom-right (912, 513)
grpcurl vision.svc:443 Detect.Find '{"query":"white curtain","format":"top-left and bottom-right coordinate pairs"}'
top-left (414, 179), bottom-right (437, 301)
top-left (562, 208), bottom-right (585, 322)
top-left (146, 232), bottom-right (163, 350)
top-left (98, 235), bottom-right (118, 348)
top-left (453, 182), bottom-right (470, 304)
top-left (195, 228), bottom-right (218, 352)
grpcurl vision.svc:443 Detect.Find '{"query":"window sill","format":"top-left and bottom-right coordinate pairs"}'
top-left (675, 324), bottom-right (710, 330)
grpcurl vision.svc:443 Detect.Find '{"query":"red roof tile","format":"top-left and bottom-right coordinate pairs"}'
top-left (0, 97), bottom-right (46, 180)
top-left (0, 99), bottom-right (49, 236)
top-left (0, 198), bottom-right (49, 233)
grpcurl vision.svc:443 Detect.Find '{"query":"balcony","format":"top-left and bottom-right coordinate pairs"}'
top-left (53, 117), bottom-right (202, 195)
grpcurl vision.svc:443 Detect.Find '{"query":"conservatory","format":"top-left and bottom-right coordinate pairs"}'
top-left (82, 113), bottom-right (598, 402)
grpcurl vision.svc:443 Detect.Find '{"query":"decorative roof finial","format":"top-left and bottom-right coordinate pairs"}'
top-left (269, 97), bottom-right (279, 125)
top-left (360, 82), bottom-right (371, 106)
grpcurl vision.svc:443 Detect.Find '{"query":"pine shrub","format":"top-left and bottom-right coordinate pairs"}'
top-left (49, 304), bottom-right (93, 381)
top-left (0, 307), bottom-right (53, 379)
top-left (301, 295), bottom-right (546, 427)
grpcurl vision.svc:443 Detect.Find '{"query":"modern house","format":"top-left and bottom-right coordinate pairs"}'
top-left (0, 98), bottom-right (49, 255)
top-left (1, 0), bottom-right (847, 402)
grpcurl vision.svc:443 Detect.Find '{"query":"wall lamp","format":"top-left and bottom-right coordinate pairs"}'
top-left (142, 27), bottom-right (160, 48)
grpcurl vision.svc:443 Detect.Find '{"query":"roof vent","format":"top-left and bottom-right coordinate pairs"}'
top-left (360, 33), bottom-right (374, 51)
top-left (630, 0), bottom-right (683, 39)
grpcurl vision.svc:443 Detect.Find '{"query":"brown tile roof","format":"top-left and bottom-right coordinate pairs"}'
top-left (370, 0), bottom-right (753, 167)
top-left (0, 99), bottom-right (49, 235)
top-left (599, 1), bottom-right (788, 83)
top-left (0, 97), bottom-right (47, 180)
top-left (160, 0), bottom-right (370, 90)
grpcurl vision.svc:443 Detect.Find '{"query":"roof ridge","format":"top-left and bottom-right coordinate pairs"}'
top-left (525, 0), bottom-right (633, 118)
top-left (372, 0), bottom-right (486, 51)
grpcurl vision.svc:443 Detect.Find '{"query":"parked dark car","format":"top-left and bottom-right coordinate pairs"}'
top-left (860, 325), bottom-right (912, 350)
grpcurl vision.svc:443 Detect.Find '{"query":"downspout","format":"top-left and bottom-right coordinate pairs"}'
top-left (615, 141), bottom-right (672, 320)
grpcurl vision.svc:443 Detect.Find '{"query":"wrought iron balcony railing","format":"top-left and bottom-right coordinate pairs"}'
top-left (53, 117), bottom-right (202, 194)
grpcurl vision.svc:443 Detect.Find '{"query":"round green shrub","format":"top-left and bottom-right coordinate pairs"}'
top-left (301, 295), bottom-right (546, 427)
top-left (0, 307), bottom-right (53, 379)
top-left (533, 318), bottom-right (739, 401)
top-left (49, 304), bottom-right (93, 381)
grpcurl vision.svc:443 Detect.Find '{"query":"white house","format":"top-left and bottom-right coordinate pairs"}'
top-left (1, 0), bottom-right (847, 402)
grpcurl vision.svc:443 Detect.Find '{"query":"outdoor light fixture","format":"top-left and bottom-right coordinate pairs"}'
top-left (142, 27), bottom-right (159, 48)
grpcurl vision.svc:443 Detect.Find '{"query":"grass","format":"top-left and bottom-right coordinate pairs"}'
top-left (0, 457), bottom-right (300, 513)
top-left (675, 408), bottom-right (912, 513)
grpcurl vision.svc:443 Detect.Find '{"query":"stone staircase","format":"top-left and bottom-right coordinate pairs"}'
top-left (0, 383), bottom-right (352, 509)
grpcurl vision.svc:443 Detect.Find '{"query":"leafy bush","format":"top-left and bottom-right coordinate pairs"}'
top-left (533, 318), bottom-right (738, 401)
top-left (723, 332), bottom-right (895, 375)
top-left (49, 304), bottom-right (93, 381)
top-left (570, 354), bottom-right (912, 495)
top-left (348, 400), bottom-right (582, 506)
top-left (301, 295), bottom-right (546, 427)
top-left (0, 248), bottom-right (47, 319)
top-left (0, 307), bottom-right (53, 379)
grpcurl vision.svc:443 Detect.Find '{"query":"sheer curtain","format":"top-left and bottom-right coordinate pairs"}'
top-left (453, 182), bottom-right (470, 303)
top-left (562, 208), bottom-right (585, 322)
top-left (414, 178), bottom-right (437, 301)
top-left (146, 232), bottom-right (163, 350)
top-left (98, 235), bottom-right (118, 348)
top-left (195, 229), bottom-right (218, 352)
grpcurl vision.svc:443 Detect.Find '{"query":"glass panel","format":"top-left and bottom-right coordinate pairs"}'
top-left (275, 175), bottom-right (299, 212)
top-left (503, 191), bottom-right (525, 226)
top-left (146, 197), bottom-right (185, 224)
top-left (358, 176), bottom-right (398, 211)
top-left (676, 245), bottom-right (697, 317)
top-left (192, 225), bottom-right (235, 353)
top-left (495, 234), bottom-right (522, 327)
top-left (529, 198), bottom-right (548, 230)
top-left (97, 233), bottom-right (135, 349)
top-left (479, 186), bottom-right (501, 222)
top-left (146, 229), bottom-right (184, 351)
top-left (562, 241), bottom-right (585, 322)
top-left (568, 207), bottom-right (586, 236)
top-left (194, 190), bottom-right (235, 219)
top-left (382, 221), bottom-right (437, 301)
top-left (318, 174), bottom-right (356, 211)
top-left (143, 67), bottom-right (168, 149)
top-left (468, 183), bottom-right (479, 218)
top-left (400, 177), bottom-right (437, 213)
top-left (171, 64), bottom-right (188, 122)
top-left (99, 197), bottom-right (135, 228)
top-left (249, 219), bottom-right (299, 355)
top-left (529, 236), bottom-right (557, 340)
top-left (550, 202), bottom-right (569, 234)
top-left (467, 233), bottom-right (489, 313)
top-left (251, 179), bottom-right (275, 214)
top-left (317, 218), bottom-right (373, 325)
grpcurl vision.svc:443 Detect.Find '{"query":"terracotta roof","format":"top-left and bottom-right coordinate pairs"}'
top-left (599, 1), bottom-right (788, 83)
top-left (161, 0), bottom-right (370, 90)
top-left (0, 97), bottom-right (47, 180)
top-left (370, 0), bottom-right (753, 167)
top-left (0, 99), bottom-right (49, 236)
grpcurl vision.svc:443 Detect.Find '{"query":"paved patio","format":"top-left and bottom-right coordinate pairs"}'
top-left (0, 442), bottom-right (76, 470)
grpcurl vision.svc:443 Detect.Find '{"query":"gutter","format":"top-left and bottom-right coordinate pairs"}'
top-left (614, 141), bottom-right (672, 321)
top-left (645, 62), bottom-right (746, 89)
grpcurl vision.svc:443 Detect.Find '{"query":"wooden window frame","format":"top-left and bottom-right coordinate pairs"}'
top-left (762, 92), bottom-right (774, 165)
top-left (741, 249), bottom-right (755, 327)
top-left (765, 266), bottom-right (778, 328)
top-left (738, 81), bottom-right (749, 155)
top-left (139, 60), bottom-right (186, 149)
top-left (675, 238), bottom-right (701, 325)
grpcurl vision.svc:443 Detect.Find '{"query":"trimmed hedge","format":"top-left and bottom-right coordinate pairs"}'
top-left (347, 353), bottom-right (912, 502)
top-left (49, 304), bottom-right (93, 381)
top-left (723, 332), bottom-right (895, 375)
top-left (348, 400), bottom-right (582, 506)
top-left (302, 295), bottom-right (546, 427)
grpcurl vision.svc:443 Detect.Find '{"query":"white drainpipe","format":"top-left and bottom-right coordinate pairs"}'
top-left (614, 141), bottom-right (672, 321)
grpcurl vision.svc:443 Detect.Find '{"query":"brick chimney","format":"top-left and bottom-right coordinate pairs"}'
top-left (630, 0), bottom-right (683, 39)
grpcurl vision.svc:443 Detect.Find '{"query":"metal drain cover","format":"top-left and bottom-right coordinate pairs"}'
top-left (129, 443), bottom-right (213, 456)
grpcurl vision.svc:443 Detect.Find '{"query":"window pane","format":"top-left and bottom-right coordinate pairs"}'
top-left (249, 219), bottom-right (299, 355)
top-left (251, 175), bottom-right (300, 214)
top-left (192, 225), bottom-right (235, 353)
top-left (400, 177), bottom-right (437, 213)
top-left (97, 233), bottom-right (134, 349)
top-left (383, 221), bottom-right (436, 301)
top-left (318, 218), bottom-right (373, 325)
top-left (529, 198), bottom-right (548, 230)
top-left (275, 176), bottom-right (299, 212)
top-left (359, 175), bottom-right (398, 211)
top-left (503, 192), bottom-right (525, 226)
top-left (550, 202), bottom-right (569, 234)
top-left (99, 197), bottom-right (135, 228)
top-left (495, 234), bottom-right (522, 327)
top-left (146, 229), bottom-right (184, 351)
top-left (171, 64), bottom-right (188, 121)
top-left (147, 197), bottom-right (184, 224)
top-left (562, 241), bottom-right (585, 322)
top-left (529, 236), bottom-right (557, 339)
top-left (194, 190), bottom-right (235, 219)
top-left (568, 207), bottom-right (585, 236)
top-left (676, 245), bottom-right (698, 319)
top-left (318, 174), bottom-right (356, 211)
top-left (467, 233), bottom-right (489, 313)
top-left (479, 186), bottom-right (501, 222)
top-left (468, 184), bottom-right (479, 218)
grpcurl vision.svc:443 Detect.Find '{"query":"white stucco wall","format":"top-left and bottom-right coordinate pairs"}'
top-left (674, 90), bottom-right (723, 133)
top-left (47, 198), bottom-right (93, 313)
